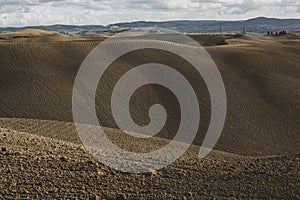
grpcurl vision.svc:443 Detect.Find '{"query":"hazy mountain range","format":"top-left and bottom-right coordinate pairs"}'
top-left (0, 17), bottom-right (299, 34)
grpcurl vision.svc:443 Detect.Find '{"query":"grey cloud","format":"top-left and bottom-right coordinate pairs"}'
top-left (215, 0), bottom-right (300, 16)
top-left (39, 0), bottom-right (65, 2)
top-left (0, 0), bottom-right (299, 26)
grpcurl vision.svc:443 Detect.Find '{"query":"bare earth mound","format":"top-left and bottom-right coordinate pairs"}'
top-left (0, 32), bottom-right (299, 155)
top-left (0, 29), bottom-right (106, 42)
top-left (0, 31), bottom-right (299, 198)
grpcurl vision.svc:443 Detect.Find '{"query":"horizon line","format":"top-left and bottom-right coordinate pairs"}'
top-left (1, 16), bottom-right (300, 29)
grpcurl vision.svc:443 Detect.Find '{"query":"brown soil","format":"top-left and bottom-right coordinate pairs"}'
top-left (0, 30), bottom-right (299, 199)
top-left (0, 127), bottom-right (299, 199)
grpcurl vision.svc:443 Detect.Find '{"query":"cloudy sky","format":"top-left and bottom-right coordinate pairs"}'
top-left (0, 0), bottom-right (299, 27)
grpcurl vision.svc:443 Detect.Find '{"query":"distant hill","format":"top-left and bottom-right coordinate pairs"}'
top-left (0, 17), bottom-right (300, 34)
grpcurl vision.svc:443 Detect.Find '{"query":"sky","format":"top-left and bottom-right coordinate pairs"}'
top-left (0, 0), bottom-right (299, 27)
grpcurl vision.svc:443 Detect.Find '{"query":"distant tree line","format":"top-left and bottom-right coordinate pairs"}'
top-left (267, 30), bottom-right (287, 36)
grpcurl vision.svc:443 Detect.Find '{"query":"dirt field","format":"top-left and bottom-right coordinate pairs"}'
top-left (0, 30), bottom-right (299, 199)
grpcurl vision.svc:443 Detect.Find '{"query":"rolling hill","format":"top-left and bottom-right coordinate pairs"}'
top-left (0, 30), bottom-right (299, 198)
top-left (1, 17), bottom-right (300, 34)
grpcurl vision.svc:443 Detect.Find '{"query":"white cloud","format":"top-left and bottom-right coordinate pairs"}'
top-left (0, 0), bottom-right (299, 26)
